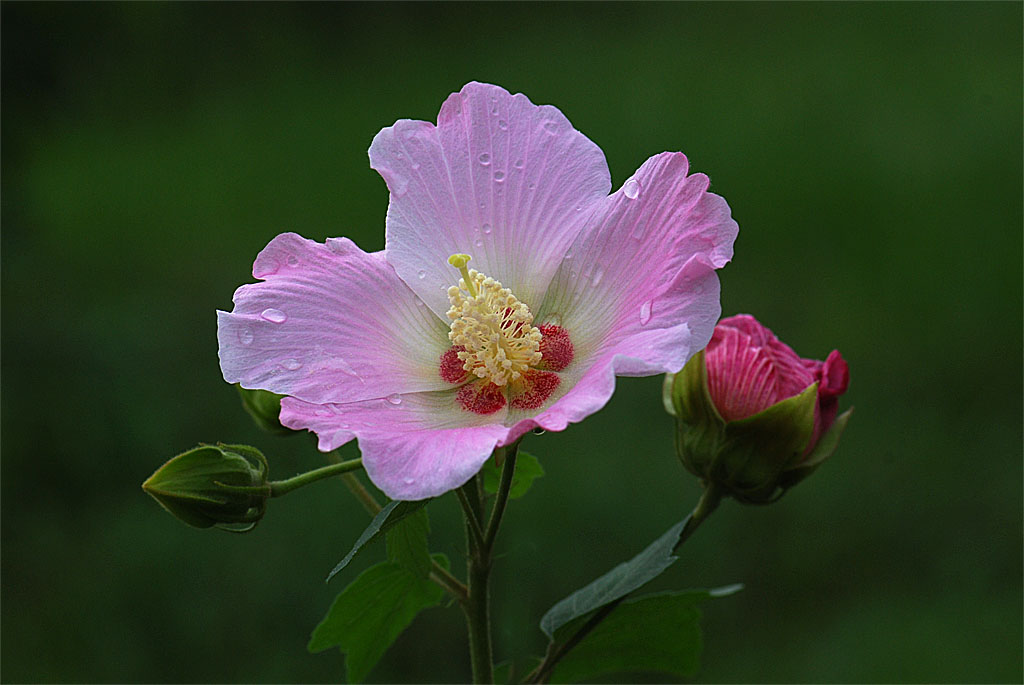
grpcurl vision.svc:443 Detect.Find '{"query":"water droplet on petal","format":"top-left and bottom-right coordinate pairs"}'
top-left (386, 394), bottom-right (402, 405)
top-left (639, 300), bottom-right (653, 325)
top-left (314, 408), bottom-right (332, 417)
top-left (253, 258), bottom-right (279, 278)
top-left (513, 159), bottom-right (524, 169)
top-left (403, 477), bottom-right (416, 485)
top-left (417, 269), bottom-right (426, 279)
top-left (494, 171), bottom-right (505, 182)
top-left (528, 183), bottom-right (536, 190)
top-left (287, 254), bottom-right (300, 266)
top-left (591, 267), bottom-right (604, 286)
top-left (623, 178), bottom-right (641, 199)
top-left (238, 328), bottom-right (254, 345)
top-left (482, 223), bottom-right (492, 235)
top-left (478, 153), bottom-right (491, 165)
top-left (498, 119), bottom-right (508, 130)
top-left (260, 308), bottom-right (287, 324)
top-left (474, 238), bottom-right (484, 248)
top-left (543, 120), bottom-right (559, 134)
top-left (281, 358), bottom-right (302, 370)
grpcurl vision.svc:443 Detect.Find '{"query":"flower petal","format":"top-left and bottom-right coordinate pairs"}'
top-left (537, 151), bottom-right (738, 371)
top-left (369, 81), bottom-right (611, 317)
top-left (502, 256), bottom-right (722, 442)
top-left (280, 392), bottom-right (509, 500)
top-left (217, 233), bottom-right (451, 405)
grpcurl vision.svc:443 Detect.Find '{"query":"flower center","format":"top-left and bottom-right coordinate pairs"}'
top-left (445, 254), bottom-right (543, 386)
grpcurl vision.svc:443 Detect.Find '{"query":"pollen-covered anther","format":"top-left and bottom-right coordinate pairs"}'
top-left (445, 256), bottom-right (543, 387)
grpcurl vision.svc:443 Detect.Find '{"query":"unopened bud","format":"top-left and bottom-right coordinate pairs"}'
top-left (664, 315), bottom-right (851, 504)
top-left (142, 443), bottom-right (270, 531)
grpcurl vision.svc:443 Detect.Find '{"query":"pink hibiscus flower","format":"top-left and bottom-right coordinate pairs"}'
top-left (217, 82), bottom-right (738, 500)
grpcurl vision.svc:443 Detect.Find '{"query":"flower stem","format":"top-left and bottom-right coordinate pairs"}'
top-left (460, 474), bottom-right (493, 684)
top-left (484, 443), bottom-right (519, 552)
top-left (267, 458), bottom-right (363, 497)
top-left (525, 481), bottom-right (725, 684)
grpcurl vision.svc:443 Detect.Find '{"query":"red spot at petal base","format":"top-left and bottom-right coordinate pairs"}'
top-left (510, 370), bottom-right (560, 410)
top-left (457, 380), bottom-right (506, 415)
top-left (538, 325), bottom-right (574, 371)
top-left (439, 346), bottom-right (468, 384)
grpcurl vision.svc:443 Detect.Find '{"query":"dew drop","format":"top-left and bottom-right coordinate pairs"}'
top-left (281, 358), bottom-right (302, 370)
top-left (498, 119), bottom-right (508, 130)
top-left (528, 183), bottom-right (536, 190)
top-left (474, 238), bottom-right (484, 248)
top-left (417, 269), bottom-right (426, 279)
top-left (287, 254), bottom-right (300, 266)
top-left (386, 393), bottom-right (403, 405)
top-left (314, 408), bottom-right (332, 417)
top-left (390, 174), bottom-right (409, 197)
top-left (623, 178), bottom-right (641, 200)
top-left (639, 300), bottom-right (653, 325)
top-left (403, 477), bottom-right (416, 485)
top-left (591, 266), bottom-right (604, 286)
top-left (493, 171), bottom-right (505, 182)
top-left (481, 223), bottom-right (492, 234)
top-left (238, 328), bottom-right (254, 345)
top-left (478, 152), bottom-right (491, 165)
top-left (260, 308), bottom-right (287, 324)
top-left (543, 120), bottom-right (559, 134)
top-left (411, 162), bottom-right (421, 170)
top-left (513, 159), bottom-right (524, 169)
top-left (252, 257), bottom-right (279, 278)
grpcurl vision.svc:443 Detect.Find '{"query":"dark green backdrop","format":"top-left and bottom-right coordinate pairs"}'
top-left (2, 3), bottom-right (1021, 683)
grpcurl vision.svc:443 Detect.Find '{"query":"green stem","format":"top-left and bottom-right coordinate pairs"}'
top-left (267, 458), bottom-right (363, 497)
top-left (460, 474), bottom-right (493, 684)
top-left (483, 443), bottom-right (519, 553)
top-left (457, 483), bottom-right (487, 552)
top-left (526, 481), bottom-right (725, 684)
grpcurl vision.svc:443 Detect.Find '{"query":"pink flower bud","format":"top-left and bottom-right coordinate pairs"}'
top-left (705, 314), bottom-right (849, 455)
top-left (664, 314), bottom-right (852, 503)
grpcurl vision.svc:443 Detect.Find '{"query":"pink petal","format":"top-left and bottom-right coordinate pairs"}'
top-left (369, 82), bottom-right (611, 317)
top-left (217, 233), bottom-right (451, 405)
top-left (536, 152), bottom-right (738, 373)
top-left (280, 393), bottom-right (509, 500)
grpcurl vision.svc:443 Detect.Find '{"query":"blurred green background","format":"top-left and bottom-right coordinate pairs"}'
top-left (2, 3), bottom-right (1021, 683)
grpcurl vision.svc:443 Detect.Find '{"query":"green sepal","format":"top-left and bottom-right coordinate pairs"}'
top-left (236, 385), bottom-right (295, 435)
top-left (549, 586), bottom-right (743, 683)
top-left (482, 451), bottom-right (545, 500)
top-left (715, 382), bottom-right (817, 503)
top-left (778, 406), bottom-right (853, 491)
top-left (667, 351), bottom-right (728, 481)
top-left (308, 554), bottom-right (449, 683)
top-left (142, 443), bottom-right (269, 530)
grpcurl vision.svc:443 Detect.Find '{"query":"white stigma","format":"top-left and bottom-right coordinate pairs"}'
top-left (446, 254), bottom-right (542, 386)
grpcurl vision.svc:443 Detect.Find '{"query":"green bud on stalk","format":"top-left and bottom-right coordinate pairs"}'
top-left (142, 443), bottom-right (270, 531)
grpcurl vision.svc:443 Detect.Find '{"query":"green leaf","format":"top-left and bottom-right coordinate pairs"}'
top-left (236, 385), bottom-right (294, 435)
top-left (540, 517), bottom-right (690, 638)
top-left (308, 555), bottom-right (448, 683)
top-left (327, 499), bottom-right (430, 582)
top-left (549, 586), bottom-right (743, 683)
top-left (385, 507), bottom-right (431, 578)
top-left (482, 451), bottom-right (545, 500)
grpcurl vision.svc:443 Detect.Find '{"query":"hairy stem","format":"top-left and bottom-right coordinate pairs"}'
top-left (267, 458), bottom-right (363, 497)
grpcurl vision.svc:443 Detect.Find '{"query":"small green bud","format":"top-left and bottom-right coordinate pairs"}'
top-left (236, 385), bottom-right (294, 436)
top-left (142, 443), bottom-right (270, 532)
